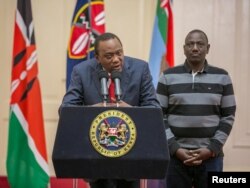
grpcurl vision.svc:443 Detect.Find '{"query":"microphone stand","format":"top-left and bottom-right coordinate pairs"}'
top-left (98, 70), bottom-right (109, 107)
top-left (115, 95), bottom-right (121, 107)
top-left (103, 99), bottom-right (107, 107)
top-left (102, 91), bottom-right (108, 107)
top-left (111, 71), bottom-right (122, 107)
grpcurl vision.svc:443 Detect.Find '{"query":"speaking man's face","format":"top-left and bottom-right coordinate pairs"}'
top-left (96, 38), bottom-right (124, 73)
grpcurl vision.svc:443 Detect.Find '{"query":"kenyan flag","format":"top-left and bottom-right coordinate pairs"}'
top-left (6, 0), bottom-right (49, 187)
top-left (148, 0), bottom-right (174, 88)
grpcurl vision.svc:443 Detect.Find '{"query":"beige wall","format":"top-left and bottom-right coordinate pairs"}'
top-left (0, 0), bottom-right (249, 176)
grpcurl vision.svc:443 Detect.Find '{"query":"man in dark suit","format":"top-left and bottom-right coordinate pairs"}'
top-left (60, 32), bottom-right (160, 188)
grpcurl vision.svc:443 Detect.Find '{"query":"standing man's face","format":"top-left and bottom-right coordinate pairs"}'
top-left (183, 32), bottom-right (210, 65)
top-left (95, 38), bottom-right (124, 73)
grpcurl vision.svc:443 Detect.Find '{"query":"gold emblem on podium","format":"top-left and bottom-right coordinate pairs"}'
top-left (89, 110), bottom-right (136, 157)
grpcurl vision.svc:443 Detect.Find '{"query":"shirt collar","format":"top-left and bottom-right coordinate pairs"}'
top-left (184, 59), bottom-right (208, 73)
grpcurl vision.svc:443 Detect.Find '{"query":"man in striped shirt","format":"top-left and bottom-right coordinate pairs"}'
top-left (157, 29), bottom-right (236, 188)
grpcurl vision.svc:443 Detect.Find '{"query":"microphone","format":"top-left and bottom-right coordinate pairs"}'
top-left (98, 70), bottom-right (109, 102)
top-left (111, 71), bottom-right (122, 102)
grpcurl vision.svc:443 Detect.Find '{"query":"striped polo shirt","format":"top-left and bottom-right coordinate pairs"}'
top-left (157, 60), bottom-right (236, 156)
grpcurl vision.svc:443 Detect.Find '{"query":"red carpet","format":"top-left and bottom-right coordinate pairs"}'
top-left (0, 177), bottom-right (89, 188)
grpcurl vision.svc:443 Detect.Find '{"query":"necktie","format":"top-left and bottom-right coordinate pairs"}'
top-left (109, 79), bottom-right (116, 103)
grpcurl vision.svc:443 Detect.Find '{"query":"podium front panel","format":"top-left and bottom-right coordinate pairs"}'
top-left (52, 106), bottom-right (169, 179)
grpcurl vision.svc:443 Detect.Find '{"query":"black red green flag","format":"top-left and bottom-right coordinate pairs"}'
top-left (6, 0), bottom-right (49, 187)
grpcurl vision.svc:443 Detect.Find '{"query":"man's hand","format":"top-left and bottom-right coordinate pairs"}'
top-left (91, 101), bottom-right (132, 107)
top-left (176, 148), bottom-right (214, 166)
top-left (117, 100), bottom-right (132, 107)
top-left (91, 102), bottom-right (108, 107)
top-left (175, 148), bottom-right (193, 162)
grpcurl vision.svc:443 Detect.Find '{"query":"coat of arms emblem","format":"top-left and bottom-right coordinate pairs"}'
top-left (89, 110), bottom-right (136, 157)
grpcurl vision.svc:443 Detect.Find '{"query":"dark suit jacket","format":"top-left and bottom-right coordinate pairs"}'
top-left (61, 56), bottom-right (160, 108)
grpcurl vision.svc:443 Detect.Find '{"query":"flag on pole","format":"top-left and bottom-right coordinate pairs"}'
top-left (147, 0), bottom-right (174, 186)
top-left (66, 0), bottom-right (105, 89)
top-left (6, 0), bottom-right (49, 187)
top-left (148, 0), bottom-right (174, 88)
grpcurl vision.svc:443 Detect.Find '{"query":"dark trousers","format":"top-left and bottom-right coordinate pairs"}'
top-left (166, 156), bottom-right (223, 188)
top-left (89, 179), bottom-right (140, 188)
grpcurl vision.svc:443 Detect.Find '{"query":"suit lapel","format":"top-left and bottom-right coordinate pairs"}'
top-left (92, 61), bottom-right (103, 98)
top-left (120, 58), bottom-right (130, 100)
